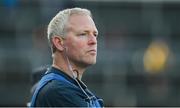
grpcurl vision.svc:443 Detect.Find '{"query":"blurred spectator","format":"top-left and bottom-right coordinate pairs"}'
top-left (27, 65), bottom-right (49, 107)
top-left (30, 65), bottom-right (50, 94)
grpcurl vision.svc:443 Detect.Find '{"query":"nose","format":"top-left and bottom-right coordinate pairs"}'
top-left (88, 34), bottom-right (97, 45)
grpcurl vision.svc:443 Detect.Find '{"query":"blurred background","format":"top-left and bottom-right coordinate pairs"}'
top-left (0, 0), bottom-right (180, 107)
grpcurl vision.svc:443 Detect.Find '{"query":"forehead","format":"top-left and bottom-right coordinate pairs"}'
top-left (66, 14), bottom-right (98, 32)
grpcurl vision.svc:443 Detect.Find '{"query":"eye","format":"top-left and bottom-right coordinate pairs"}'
top-left (94, 33), bottom-right (98, 38)
top-left (78, 33), bottom-right (87, 36)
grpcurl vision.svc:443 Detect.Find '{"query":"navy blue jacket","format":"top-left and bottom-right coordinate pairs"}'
top-left (30, 67), bottom-right (103, 107)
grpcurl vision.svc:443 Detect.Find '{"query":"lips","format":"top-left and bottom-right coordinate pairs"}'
top-left (88, 49), bottom-right (96, 52)
top-left (87, 49), bottom-right (97, 55)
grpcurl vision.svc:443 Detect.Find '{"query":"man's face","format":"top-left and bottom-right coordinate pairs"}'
top-left (63, 14), bottom-right (98, 68)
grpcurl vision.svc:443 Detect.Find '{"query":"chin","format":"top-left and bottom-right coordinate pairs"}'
top-left (89, 60), bottom-right (96, 65)
top-left (82, 57), bottom-right (97, 66)
top-left (83, 60), bottom-right (96, 66)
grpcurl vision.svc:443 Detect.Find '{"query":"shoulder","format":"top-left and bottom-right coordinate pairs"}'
top-left (38, 80), bottom-right (73, 99)
top-left (35, 80), bottom-right (87, 107)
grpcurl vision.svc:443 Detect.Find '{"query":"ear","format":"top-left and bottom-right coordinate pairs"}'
top-left (51, 36), bottom-right (64, 51)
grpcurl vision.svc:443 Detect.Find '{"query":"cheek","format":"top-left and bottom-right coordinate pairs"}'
top-left (65, 35), bottom-right (87, 55)
top-left (68, 41), bottom-right (86, 54)
top-left (77, 42), bottom-right (85, 49)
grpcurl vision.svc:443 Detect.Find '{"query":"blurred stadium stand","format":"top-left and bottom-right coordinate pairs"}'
top-left (0, 0), bottom-right (180, 106)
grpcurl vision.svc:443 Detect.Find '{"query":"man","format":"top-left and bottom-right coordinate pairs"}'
top-left (30, 7), bottom-right (103, 107)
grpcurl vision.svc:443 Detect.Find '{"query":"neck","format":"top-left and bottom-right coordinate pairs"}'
top-left (52, 52), bottom-right (85, 80)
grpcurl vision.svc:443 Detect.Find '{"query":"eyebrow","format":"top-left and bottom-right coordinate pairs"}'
top-left (66, 24), bottom-right (98, 35)
top-left (94, 30), bottom-right (98, 34)
top-left (83, 30), bottom-right (98, 34)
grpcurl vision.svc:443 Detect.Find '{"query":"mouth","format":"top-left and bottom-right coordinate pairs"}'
top-left (87, 49), bottom-right (97, 55)
top-left (89, 49), bottom-right (96, 52)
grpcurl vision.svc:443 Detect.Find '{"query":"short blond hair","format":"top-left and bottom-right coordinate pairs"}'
top-left (47, 7), bottom-right (92, 45)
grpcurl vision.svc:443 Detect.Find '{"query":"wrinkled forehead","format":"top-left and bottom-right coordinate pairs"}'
top-left (65, 14), bottom-right (98, 33)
